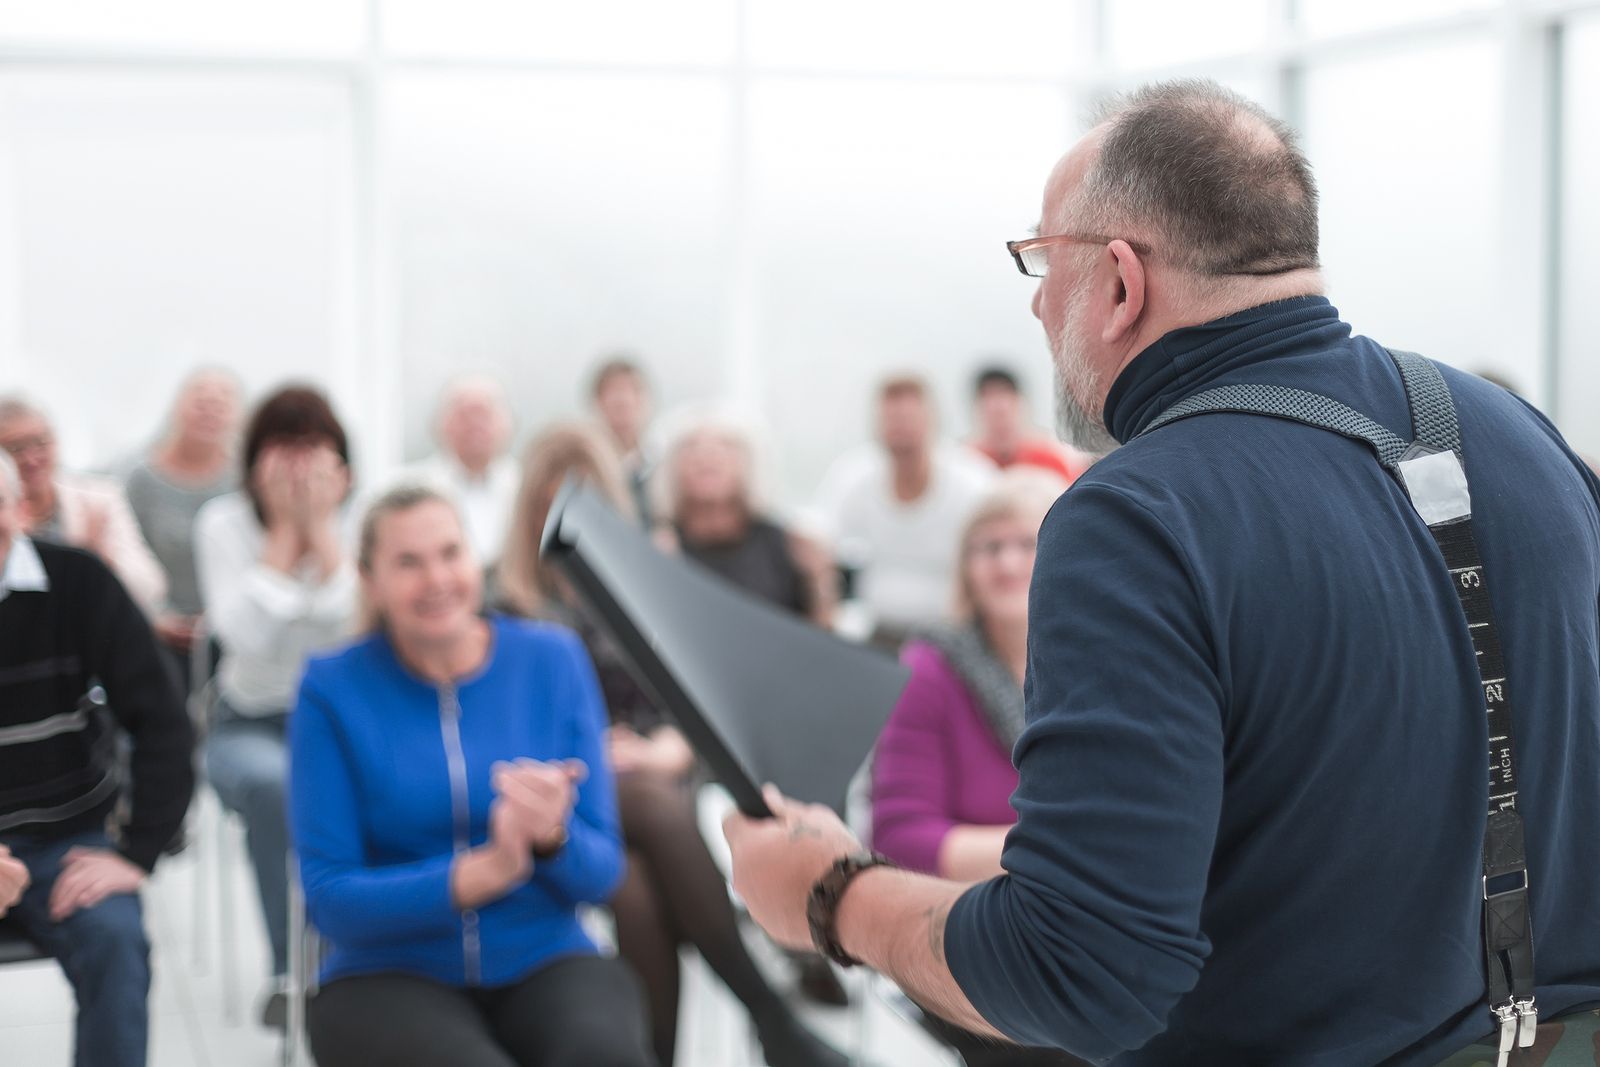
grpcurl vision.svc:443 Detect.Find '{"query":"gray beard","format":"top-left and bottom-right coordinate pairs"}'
top-left (1050, 302), bottom-right (1120, 457)
top-left (1054, 371), bottom-right (1119, 456)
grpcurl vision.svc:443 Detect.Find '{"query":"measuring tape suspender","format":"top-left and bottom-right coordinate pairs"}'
top-left (1136, 348), bottom-right (1539, 1063)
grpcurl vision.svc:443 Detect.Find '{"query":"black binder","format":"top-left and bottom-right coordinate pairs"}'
top-left (540, 479), bottom-right (910, 818)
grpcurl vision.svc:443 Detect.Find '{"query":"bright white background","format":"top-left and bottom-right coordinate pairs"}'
top-left (1, 0), bottom-right (1597, 505)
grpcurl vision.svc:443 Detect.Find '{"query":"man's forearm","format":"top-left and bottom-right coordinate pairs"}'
top-left (833, 866), bottom-right (1009, 1041)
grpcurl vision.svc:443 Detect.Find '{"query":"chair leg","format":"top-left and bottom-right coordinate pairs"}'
top-left (284, 856), bottom-right (305, 1067)
top-left (190, 791), bottom-right (210, 973)
top-left (217, 805), bottom-right (241, 1025)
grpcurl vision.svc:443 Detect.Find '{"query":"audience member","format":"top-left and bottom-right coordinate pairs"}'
top-left (194, 385), bottom-right (357, 1027)
top-left (969, 366), bottom-right (1089, 481)
top-left (811, 376), bottom-right (995, 647)
top-left (871, 471), bottom-right (1080, 1067)
top-left (591, 357), bottom-right (656, 526)
top-left (125, 369), bottom-right (242, 683)
top-left (402, 374), bottom-right (520, 566)
top-left (0, 396), bottom-right (167, 614)
top-left (0, 450), bottom-right (195, 1067)
top-left (497, 423), bottom-right (849, 1067)
top-left (662, 416), bottom-right (834, 627)
top-left (289, 486), bottom-right (653, 1067)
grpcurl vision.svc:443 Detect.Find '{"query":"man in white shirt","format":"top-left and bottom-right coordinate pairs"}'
top-left (811, 375), bottom-right (996, 646)
top-left (402, 375), bottom-right (519, 566)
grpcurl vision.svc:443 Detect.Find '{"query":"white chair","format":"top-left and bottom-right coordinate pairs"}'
top-left (283, 855), bottom-right (320, 1067)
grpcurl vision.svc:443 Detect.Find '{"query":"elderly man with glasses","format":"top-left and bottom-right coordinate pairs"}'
top-left (725, 79), bottom-right (1600, 1067)
top-left (0, 448), bottom-right (195, 1067)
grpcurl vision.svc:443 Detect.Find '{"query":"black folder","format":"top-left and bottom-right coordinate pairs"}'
top-left (540, 479), bottom-right (911, 818)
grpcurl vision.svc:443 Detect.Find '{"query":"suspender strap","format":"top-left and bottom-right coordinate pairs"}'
top-left (1135, 349), bottom-right (1538, 1059)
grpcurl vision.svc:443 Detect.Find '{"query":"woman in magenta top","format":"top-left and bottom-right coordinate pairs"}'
top-left (870, 470), bottom-right (1085, 1067)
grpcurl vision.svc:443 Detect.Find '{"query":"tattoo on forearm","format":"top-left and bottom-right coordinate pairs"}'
top-left (788, 821), bottom-right (823, 842)
top-left (925, 897), bottom-right (954, 965)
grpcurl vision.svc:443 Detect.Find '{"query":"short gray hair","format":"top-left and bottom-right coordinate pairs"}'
top-left (1074, 79), bottom-right (1320, 277)
top-left (0, 395), bottom-right (45, 432)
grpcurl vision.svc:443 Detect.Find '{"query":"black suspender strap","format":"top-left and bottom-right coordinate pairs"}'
top-left (1136, 349), bottom-right (1538, 1063)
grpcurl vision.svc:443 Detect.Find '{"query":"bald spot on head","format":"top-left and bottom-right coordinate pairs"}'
top-left (1070, 79), bottom-right (1321, 278)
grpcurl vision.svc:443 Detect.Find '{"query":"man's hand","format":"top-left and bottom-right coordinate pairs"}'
top-left (48, 848), bottom-right (145, 922)
top-left (722, 784), bottom-right (862, 951)
top-left (0, 846), bottom-right (30, 918)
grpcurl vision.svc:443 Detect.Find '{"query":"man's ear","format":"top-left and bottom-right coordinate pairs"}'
top-left (1101, 239), bottom-right (1147, 345)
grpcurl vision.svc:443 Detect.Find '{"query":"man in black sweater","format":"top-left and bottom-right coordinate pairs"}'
top-left (0, 450), bottom-right (194, 1067)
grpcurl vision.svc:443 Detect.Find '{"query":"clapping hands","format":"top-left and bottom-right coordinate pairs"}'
top-left (487, 758), bottom-right (587, 864)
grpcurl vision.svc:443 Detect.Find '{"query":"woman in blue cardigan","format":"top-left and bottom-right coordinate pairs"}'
top-left (288, 485), bottom-right (654, 1067)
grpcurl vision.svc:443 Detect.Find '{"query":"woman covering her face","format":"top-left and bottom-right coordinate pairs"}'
top-left (287, 486), bottom-right (654, 1067)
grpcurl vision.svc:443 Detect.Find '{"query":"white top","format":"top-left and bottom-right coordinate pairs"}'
top-left (396, 453), bottom-right (520, 565)
top-left (0, 535), bottom-right (49, 603)
top-left (810, 443), bottom-right (997, 632)
top-left (50, 472), bottom-right (167, 615)
top-left (194, 491), bottom-right (357, 715)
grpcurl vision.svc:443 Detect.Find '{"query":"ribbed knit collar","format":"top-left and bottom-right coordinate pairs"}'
top-left (1103, 295), bottom-right (1350, 445)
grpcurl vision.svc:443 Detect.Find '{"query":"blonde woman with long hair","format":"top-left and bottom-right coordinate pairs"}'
top-left (497, 423), bottom-right (848, 1067)
top-left (288, 485), bottom-right (652, 1067)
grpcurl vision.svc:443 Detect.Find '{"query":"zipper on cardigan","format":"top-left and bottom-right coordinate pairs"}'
top-left (438, 683), bottom-right (482, 986)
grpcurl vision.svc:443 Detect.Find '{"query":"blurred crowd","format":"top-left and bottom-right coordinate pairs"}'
top-left (0, 357), bottom-right (1094, 1067)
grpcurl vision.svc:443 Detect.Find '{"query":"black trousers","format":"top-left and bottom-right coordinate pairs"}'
top-left (307, 955), bottom-right (657, 1067)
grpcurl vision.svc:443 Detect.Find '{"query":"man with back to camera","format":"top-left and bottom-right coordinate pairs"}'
top-left (0, 449), bottom-right (195, 1067)
top-left (724, 80), bottom-right (1600, 1065)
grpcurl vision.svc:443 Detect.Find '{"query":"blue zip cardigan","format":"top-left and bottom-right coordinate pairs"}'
top-left (288, 615), bottom-right (624, 987)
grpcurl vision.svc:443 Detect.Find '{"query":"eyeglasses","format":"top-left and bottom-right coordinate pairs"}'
top-left (1006, 233), bottom-right (1154, 278)
top-left (966, 534), bottom-right (1038, 562)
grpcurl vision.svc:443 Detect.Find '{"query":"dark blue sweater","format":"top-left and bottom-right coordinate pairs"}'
top-left (944, 297), bottom-right (1600, 1066)
top-left (288, 616), bottom-right (623, 988)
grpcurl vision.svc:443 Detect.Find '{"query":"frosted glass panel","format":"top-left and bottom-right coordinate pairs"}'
top-left (1555, 13), bottom-right (1600, 456)
top-left (382, 0), bottom-right (738, 64)
top-left (1298, 0), bottom-right (1495, 39)
top-left (1301, 39), bottom-right (1503, 379)
top-left (747, 0), bottom-right (1081, 78)
top-left (387, 73), bottom-right (731, 462)
top-left (0, 73), bottom-right (354, 470)
top-left (1107, 0), bottom-right (1275, 70)
top-left (0, 0), bottom-right (365, 53)
top-left (747, 78), bottom-right (1072, 504)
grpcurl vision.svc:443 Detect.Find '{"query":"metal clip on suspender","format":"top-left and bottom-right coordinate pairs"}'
top-left (1137, 350), bottom-right (1538, 1063)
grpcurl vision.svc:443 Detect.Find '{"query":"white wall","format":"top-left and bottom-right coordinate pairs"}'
top-left (2, 0), bottom-right (1596, 502)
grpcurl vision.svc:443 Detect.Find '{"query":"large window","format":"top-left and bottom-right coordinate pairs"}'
top-left (1556, 10), bottom-right (1600, 457)
top-left (0, 70), bottom-right (354, 467)
top-left (1, 0), bottom-right (1595, 498)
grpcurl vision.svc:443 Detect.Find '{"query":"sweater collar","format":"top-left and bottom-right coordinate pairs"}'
top-left (1103, 295), bottom-right (1348, 445)
top-left (0, 536), bottom-right (49, 604)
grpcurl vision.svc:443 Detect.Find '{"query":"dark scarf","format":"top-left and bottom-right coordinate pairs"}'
top-left (921, 623), bottom-right (1026, 751)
